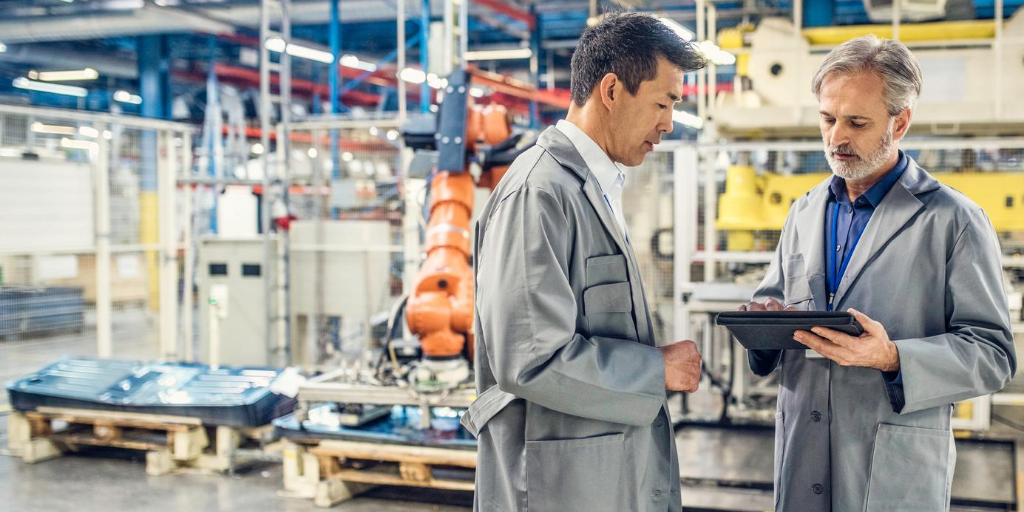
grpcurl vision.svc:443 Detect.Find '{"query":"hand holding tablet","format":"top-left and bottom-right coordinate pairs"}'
top-left (716, 310), bottom-right (865, 350)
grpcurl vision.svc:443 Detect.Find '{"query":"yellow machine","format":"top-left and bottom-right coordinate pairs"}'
top-left (716, 165), bottom-right (1024, 250)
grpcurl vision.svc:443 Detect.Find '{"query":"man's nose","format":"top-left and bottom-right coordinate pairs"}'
top-left (659, 108), bottom-right (674, 136)
top-left (828, 124), bottom-right (851, 148)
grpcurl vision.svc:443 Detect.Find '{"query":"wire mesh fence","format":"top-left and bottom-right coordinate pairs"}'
top-left (288, 120), bottom-right (408, 369)
top-left (0, 106), bottom-right (192, 403)
top-left (624, 150), bottom-right (677, 344)
top-left (181, 116), bottom-right (411, 371)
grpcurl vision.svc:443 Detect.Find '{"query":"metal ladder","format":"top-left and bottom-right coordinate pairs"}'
top-left (260, 0), bottom-right (292, 366)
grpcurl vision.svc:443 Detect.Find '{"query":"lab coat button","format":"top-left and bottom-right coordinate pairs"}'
top-left (811, 411), bottom-right (822, 422)
top-left (812, 484), bottom-right (824, 494)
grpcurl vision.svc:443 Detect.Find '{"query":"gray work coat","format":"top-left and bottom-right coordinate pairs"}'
top-left (749, 158), bottom-right (1016, 512)
top-left (461, 126), bottom-right (680, 512)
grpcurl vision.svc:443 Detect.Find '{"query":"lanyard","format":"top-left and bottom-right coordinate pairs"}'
top-left (827, 201), bottom-right (865, 311)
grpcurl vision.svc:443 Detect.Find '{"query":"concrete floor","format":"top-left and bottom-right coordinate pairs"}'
top-left (0, 441), bottom-right (472, 512)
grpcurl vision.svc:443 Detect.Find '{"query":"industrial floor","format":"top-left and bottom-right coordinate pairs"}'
top-left (2, 319), bottom-right (1023, 511)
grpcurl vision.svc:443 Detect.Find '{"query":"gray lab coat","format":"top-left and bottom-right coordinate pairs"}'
top-left (749, 158), bottom-right (1016, 512)
top-left (461, 126), bottom-right (680, 512)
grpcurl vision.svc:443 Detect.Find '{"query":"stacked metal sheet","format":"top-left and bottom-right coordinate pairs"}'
top-left (6, 358), bottom-right (296, 427)
top-left (274, 403), bottom-right (476, 449)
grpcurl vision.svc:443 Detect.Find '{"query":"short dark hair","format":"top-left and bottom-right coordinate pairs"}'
top-left (570, 12), bottom-right (707, 107)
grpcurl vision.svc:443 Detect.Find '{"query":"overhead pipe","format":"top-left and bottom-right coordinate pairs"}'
top-left (0, 45), bottom-right (137, 79)
top-left (0, 5), bottom-right (234, 44)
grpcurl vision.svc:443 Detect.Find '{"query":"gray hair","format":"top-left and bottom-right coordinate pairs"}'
top-left (811, 35), bottom-right (923, 116)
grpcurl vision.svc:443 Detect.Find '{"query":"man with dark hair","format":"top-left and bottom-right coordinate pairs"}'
top-left (460, 12), bottom-right (707, 512)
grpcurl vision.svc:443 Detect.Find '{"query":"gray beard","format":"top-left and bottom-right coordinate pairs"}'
top-left (824, 124), bottom-right (895, 181)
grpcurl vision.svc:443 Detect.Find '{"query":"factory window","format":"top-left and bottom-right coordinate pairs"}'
top-left (1006, 196), bottom-right (1014, 208)
top-left (242, 264), bottom-right (262, 277)
top-left (209, 263), bottom-right (228, 276)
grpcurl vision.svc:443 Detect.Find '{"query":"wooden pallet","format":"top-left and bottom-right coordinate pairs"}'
top-left (6, 407), bottom-right (279, 476)
top-left (281, 439), bottom-right (477, 508)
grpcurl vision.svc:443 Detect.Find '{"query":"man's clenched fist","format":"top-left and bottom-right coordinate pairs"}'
top-left (659, 340), bottom-right (702, 393)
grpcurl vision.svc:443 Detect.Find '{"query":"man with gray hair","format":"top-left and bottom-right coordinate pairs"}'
top-left (743, 35), bottom-right (1015, 511)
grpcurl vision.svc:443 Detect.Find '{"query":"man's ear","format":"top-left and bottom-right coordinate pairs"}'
top-left (893, 107), bottom-right (912, 140)
top-left (598, 73), bottom-right (619, 111)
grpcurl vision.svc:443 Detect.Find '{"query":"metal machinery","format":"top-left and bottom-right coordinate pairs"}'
top-left (197, 237), bottom-right (281, 367)
top-left (713, 10), bottom-right (1024, 137)
top-left (403, 68), bottom-right (521, 393)
top-left (716, 165), bottom-right (1024, 251)
top-left (292, 67), bottom-right (532, 429)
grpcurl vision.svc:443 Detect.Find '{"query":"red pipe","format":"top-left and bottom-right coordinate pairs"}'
top-left (471, 0), bottom-right (536, 30)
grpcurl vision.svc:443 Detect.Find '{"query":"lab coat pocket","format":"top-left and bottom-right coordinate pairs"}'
top-left (783, 276), bottom-right (814, 310)
top-left (774, 411), bottom-right (786, 508)
top-left (583, 282), bottom-right (637, 341)
top-left (586, 254), bottom-right (628, 287)
top-left (783, 254), bottom-right (814, 309)
top-left (864, 423), bottom-right (951, 512)
top-left (526, 433), bottom-right (626, 512)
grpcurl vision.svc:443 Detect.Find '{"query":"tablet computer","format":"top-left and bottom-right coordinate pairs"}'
top-left (715, 311), bottom-right (864, 350)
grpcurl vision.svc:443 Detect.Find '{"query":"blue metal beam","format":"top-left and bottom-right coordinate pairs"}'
top-left (330, 0), bottom-right (342, 201)
top-left (138, 35), bottom-right (169, 193)
top-left (206, 35), bottom-right (219, 233)
top-left (421, 0), bottom-right (430, 112)
top-left (139, 35), bottom-right (169, 120)
top-left (329, 0), bottom-right (342, 115)
top-left (804, 0), bottom-right (835, 27)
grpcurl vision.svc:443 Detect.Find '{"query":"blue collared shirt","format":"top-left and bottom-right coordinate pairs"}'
top-left (825, 150), bottom-right (909, 411)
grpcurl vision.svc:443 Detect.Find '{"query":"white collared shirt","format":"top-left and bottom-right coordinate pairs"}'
top-left (555, 120), bottom-right (629, 239)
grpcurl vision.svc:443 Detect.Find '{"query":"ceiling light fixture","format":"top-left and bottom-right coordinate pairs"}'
top-left (29, 68), bottom-right (99, 82)
top-left (265, 37), bottom-right (334, 64)
top-left (31, 122), bottom-right (77, 136)
top-left (340, 54), bottom-right (377, 72)
top-left (673, 109), bottom-right (704, 129)
top-left (399, 68), bottom-right (426, 84)
top-left (696, 41), bottom-right (737, 66)
top-left (464, 48), bottom-right (533, 61)
top-left (61, 138), bottom-right (98, 151)
top-left (659, 18), bottom-right (695, 42)
top-left (13, 77), bottom-right (87, 97)
top-left (113, 90), bottom-right (142, 104)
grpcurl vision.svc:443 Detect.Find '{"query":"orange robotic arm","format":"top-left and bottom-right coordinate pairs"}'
top-left (406, 170), bottom-right (476, 359)
top-left (405, 101), bottom-right (511, 362)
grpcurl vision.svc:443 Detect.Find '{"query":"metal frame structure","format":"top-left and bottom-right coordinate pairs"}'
top-left (176, 0), bottom-right (434, 370)
top-left (703, 0), bottom-right (1019, 135)
top-left (284, 0), bottom-right (478, 421)
top-left (0, 103), bottom-right (193, 361)
top-left (289, 115), bottom-right (407, 368)
top-left (260, 0), bottom-right (294, 367)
